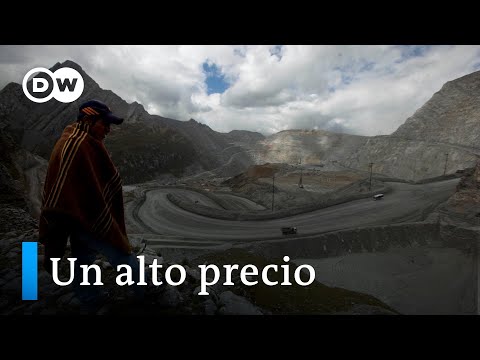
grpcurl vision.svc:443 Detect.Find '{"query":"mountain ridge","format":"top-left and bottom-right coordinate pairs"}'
top-left (2, 60), bottom-right (480, 189)
top-left (0, 60), bottom-right (264, 184)
top-left (393, 69), bottom-right (480, 147)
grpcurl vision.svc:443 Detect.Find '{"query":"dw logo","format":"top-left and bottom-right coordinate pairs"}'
top-left (22, 67), bottom-right (84, 103)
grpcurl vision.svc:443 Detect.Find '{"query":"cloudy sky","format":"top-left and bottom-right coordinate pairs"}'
top-left (1, 45), bottom-right (480, 136)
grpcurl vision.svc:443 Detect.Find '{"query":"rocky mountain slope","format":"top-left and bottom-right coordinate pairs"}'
top-left (256, 70), bottom-right (480, 181)
top-left (256, 130), bottom-right (477, 181)
top-left (341, 136), bottom-right (477, 181)
top-left (394, 70), bottom-right (480, 147)
top-left (224, 130), bottom-right (265, 145)
top-left (431, 160), bottom-right (480, 227)
top-left (0, 129), bottom-right (46, 233)
top-left (255, 129), bottom-right (368, 165)
top-left (0, 60), bottom-right (261, 184)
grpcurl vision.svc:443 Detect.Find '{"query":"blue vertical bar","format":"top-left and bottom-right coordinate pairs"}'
top-left (22, 242), bottom-right (37, 301)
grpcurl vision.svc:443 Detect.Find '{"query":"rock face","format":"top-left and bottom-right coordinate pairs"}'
top-left (256, 70), bottom-right (480, 181)
top-left (341, 136), bottom-right (477, 181)
top-left (0, 129), bottom-right (47, 226)
top-left (255, 129), bottom-right (367, 165)
top-left (0, 130), bottom-right (26, 209)
top-left (394, 70), bottom-right (480, 147)
top-left (255, 130), bottom-right (478, 181)
top-left (225, 130), bottom-right (265, 145)
top-left (0, 60), bottom-right (261, 184)
top-left (433, 161), bottom-right (480, 227)
top-left (105, 122), bottom-right (196, 183)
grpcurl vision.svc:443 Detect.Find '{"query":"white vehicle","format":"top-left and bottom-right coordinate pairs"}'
top-left (373, 193), bottom-right (384, 200)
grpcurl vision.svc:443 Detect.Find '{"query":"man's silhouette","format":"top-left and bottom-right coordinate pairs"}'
top-left (39, 99), bottom-right (145, 307)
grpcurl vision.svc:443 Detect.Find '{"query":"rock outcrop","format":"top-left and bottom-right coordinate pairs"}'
top-left (0, 129), bottom-right (47, 229)
top-left (394, 70), bottom-right (480, 147)
top-left (432, 161), bottom-right (480, 227)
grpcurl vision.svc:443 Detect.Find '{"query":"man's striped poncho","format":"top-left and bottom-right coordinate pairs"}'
top-left (39, 121), bottom-right (132, 255)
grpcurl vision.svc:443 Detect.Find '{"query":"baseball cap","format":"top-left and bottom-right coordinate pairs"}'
top-left (78, 99), bottom-right (124, 125)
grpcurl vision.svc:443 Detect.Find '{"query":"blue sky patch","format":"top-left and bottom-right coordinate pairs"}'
top-left (359, 60), bottom-right (375, 72)
top-left (270, 45), bottom-right (283, 60)
top-left (396, 45), bottom-right (431, 63)
top-left (234, 47), bottom-right (247, 58)
top-left (334, 65), bottom-right (355, 85)
top-left (203, 61), bottom-right (229, 95)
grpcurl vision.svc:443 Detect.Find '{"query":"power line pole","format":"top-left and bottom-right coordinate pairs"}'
top-left (368, 162), bottom-right (374, 191)
top-left (443, 153), bottom-right (449, 176)
top-left (412, 157), bottom-right (417, 182)
top-left (272, 172), bottom-right (275, 212)
top-left (298, 157), bottom-right (303, 188)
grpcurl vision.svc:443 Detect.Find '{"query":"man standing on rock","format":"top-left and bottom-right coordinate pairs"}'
top-left (39, 99), bottom-right (146, 308)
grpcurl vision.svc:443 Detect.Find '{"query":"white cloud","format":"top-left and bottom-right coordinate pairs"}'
top-left (1, 45), bottom-right (479, 136)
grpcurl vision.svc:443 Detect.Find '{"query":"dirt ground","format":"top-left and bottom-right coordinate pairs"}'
top-left (177, 163), bottom-right (371, 211)
top-left (257, 170), bottom-right (363, 193)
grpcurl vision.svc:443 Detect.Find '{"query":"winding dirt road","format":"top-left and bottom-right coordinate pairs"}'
top-left (125, 178), bottom-right (459, 248)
